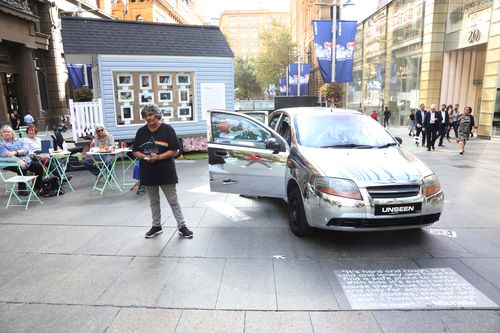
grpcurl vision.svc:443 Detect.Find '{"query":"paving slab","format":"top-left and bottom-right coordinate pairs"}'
top-left (107, 308), bottom-right (181, 333)
top-left (204, 228), bottom-right (252, 258)
top-left (372, 311), bottom-right (448, 333)
top-left (460, 258), bottom-right (500, 289)
top-left (161, 227), bottom-right (214, 257)
top-left (176, 309), bottom-right (244, 333)
top-left (244, 311), bottom-right (313, 333)
top-left (310, 311), bottom-right (382, 333)
top-left (74, 226), bottom-right (139, 255)
top-left (117, 227), bottom-right (174, 256)
top-left (156, 257), bottom-right (225, 308)
top-left (0, 303), bottom-right (118, 333)
top-left (435, 310), bottom-right (500, 333)
top-left (250, 228), bottom-right (298, 259)
top-left (216, 258), bottom-right (276, 310)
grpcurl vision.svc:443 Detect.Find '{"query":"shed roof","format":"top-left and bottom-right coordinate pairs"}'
top-left (61, 17), bottom-right (233, 58)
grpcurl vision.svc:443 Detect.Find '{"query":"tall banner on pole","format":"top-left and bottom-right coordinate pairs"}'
top-left (288, 64), bottom-right (312, 96)
top-left (288, 64), bottom-right (298, 96)
top-left (312, 20), bottom-right (357, 83)
top-left (279, 77), bottom-right (287, 95)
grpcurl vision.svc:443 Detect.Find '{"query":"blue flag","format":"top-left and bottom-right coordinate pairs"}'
top-left (288, 64), bottom-right (312, 96)
top-left (299, 64), bottom-right (311, 95)
top-left (279, 77), bottom-right (286, 95)
top-left (312, 20), bottom-right (357, 83)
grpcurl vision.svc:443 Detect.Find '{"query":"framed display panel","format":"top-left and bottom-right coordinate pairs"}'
top-left (177, 106), bottom-right (192, 118)
top-left (118, 90), bottom-right (134, 102)
top-left (121, 105), bottom-right (134, 121)
top-left (160, 107), bottom-right (174, 120)
top-left (158, 90), bottom-right (173, 103)
top-left (113, 71), bottom-right (195, 126)
top-left (140, 74), bottom-right (152, 89)
top-left (117, 74), bottom-right (133, 87)
top-left (158, 74), bottom-right (172, 86)
top-left (176, 73), bottom-right (190, 85)
top-left (139, 92), bottom-right (154, 105)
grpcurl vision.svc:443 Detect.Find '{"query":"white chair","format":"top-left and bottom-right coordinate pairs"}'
top-left (0, 157), bottom-right (42, 209)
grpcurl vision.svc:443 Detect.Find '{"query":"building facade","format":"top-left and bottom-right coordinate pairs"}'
top-left (345, 0), bottom-right (499, 139)
top-left (110, 0), bottom-right (204, 24)
top-left (0, 0), bottom-right (112, 129)
top-left (219, 10), bottom-right (289, 59)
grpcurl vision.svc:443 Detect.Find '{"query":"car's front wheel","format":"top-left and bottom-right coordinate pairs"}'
top-left (288, 187), bottom-right (312, 237)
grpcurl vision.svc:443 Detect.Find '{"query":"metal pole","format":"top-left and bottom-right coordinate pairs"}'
top-left (331, 2), bottom-right (337, 83)
top-left (286, 65), bottom-right (289, 96)
top-left (297, 62), bottom-right (301, 96)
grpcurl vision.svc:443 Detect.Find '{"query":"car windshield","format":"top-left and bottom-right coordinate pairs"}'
top-left (295, 113), bottom-right (396, 148)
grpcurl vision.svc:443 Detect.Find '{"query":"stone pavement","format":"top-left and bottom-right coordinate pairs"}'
top-left (0, 127), bottom-right (499, 332)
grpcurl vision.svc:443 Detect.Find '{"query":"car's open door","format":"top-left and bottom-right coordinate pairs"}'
top-left (207, 110), bottom-right (288, 198)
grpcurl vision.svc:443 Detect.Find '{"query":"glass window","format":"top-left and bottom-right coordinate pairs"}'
top-left (212, 113), bottom-right (271, 148)
top-left (268, 112), bottom-right (282, 130)
top-left (295, 113), bottom-right (394, 148)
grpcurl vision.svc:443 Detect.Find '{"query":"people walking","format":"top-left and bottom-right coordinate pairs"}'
top-left (383, 107), bottom-right (391, 128)
top-left (424, 104), bottom-right (442, 151)
top-left (23, 111), bottom-right (35, 126)
top-left (415, 103), bottom-right (427, 147)
top-left (438, 104), bottom-right (449, 147)
top-left (132, 104), bottom-right (193, 239)
top-left (408, 109), bottom-right (416, 136)
top-left (457, 106), bottom-right (472, 154)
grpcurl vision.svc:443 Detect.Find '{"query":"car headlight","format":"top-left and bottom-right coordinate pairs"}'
top-left (423, 174), bottom-right (441, 197)
top-left (315, 177), bottom-right (362, 200)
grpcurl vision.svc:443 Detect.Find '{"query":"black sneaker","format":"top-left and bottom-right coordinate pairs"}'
top-left (178, 226), bottom-right (193, 238)
top-left (145, 226), bottom-right (163, 238)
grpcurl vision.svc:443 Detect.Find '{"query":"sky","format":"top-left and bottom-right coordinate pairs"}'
top-left (197, 0), bottom-right (379, 24)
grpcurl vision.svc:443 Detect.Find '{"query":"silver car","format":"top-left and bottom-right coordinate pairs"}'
top-left (208, 107), bottom-right (444, 236)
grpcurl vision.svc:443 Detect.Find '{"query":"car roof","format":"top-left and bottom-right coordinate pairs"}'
top-left (274, 107), bottom-right (363, 116)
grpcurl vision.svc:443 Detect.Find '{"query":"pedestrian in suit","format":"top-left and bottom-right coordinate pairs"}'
top-left (415, 103), bottom-right (427, 147)
top-left (438, 104), bottom-right (450, 147)
top-left (423, 104), bottom-right (442, 151)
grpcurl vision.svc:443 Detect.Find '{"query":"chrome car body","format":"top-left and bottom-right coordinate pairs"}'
top-left (207, 108), bottom-right (444, 235)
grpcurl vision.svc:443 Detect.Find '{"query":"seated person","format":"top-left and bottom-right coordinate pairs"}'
top-left (83, 125), bottom-right (115, 176)
top-left (0, 125), bottom-right (43, 194)
top-left (214, 119), bottom-right (236, 143)
top-left (21, 124), bottom-right (41, 155)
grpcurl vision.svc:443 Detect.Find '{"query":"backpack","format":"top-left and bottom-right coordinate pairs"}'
top-left (37, 176), bottom-right (62, 197)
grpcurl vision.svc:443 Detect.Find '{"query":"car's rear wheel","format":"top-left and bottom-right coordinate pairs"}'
top-left (288, 187), bottom-right (312, 236)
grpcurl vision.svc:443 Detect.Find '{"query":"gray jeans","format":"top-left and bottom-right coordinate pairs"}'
top-left (147, 184), bottom-right (185, 228)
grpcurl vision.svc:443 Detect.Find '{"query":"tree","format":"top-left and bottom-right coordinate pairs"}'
top-left (234, 57), bottom-right (262, 100)
top-left (255, 20), bottom-right (296, 92)
top-left (320, 83), bottom-right (344, 107)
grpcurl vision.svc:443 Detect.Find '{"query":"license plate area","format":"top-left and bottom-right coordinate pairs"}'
top-left (374, 203), bottom-right (422, 216)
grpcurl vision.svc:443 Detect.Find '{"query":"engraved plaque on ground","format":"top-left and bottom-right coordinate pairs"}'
top-left (335, 268), bottom-right (497, 310)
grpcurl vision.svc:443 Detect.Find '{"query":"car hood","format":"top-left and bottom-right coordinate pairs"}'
top-left (300, 147), bottom-right (433, 185)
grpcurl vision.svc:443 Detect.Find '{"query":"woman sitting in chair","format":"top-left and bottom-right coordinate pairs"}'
top-left (0, 125), bottom-right (43, 194)
top-left (21, 124), bottom-right (41, 155)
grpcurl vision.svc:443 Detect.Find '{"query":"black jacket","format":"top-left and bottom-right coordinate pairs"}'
top-left (416, 109), bottom-right (426, 126)
top-left (424, 111), bottom-right (443, 128)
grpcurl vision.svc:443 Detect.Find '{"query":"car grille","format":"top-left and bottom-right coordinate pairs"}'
top-left (366, 185), bottom-right (420, 198)
top-left (327, 213), bottom-right (440, 228)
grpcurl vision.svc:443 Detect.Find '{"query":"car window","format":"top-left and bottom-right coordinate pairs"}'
top-left (212, 113), bottom-right (272, 149)
top-left (268, 113), bottom-right (282, 130)
top-left (295, 113), bottom-right (396, 148)
top-left (277, 114), bottom-right (291, 145)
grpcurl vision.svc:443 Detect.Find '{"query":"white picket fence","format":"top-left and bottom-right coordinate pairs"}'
top-left (68, 98), bottom-right (103, 142)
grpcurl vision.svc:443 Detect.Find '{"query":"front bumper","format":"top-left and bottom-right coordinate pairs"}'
top-left (303, 186), bottom-right (444, 231)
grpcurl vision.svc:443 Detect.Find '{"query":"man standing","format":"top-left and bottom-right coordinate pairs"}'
top-left (415, 103), bottom-right (427, 147)
top-left (449, 104), bottom-right (460, 138)
top-left (133, 104), bottom-right (193, 239)
top-left (383, 107), bottom-right (391, 128)
top-left (438, 104), bottom-right (449, 147)
top-left (423, 104), bottom-right (442, 151)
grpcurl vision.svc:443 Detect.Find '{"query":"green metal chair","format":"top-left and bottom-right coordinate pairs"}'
top-left (15, 126), bottom-right (29, 138)
top-left (0, 157), bottom-right (42, 209)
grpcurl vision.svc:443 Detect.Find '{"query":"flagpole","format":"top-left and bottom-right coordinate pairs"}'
top-left (331, 2), bottom-right (337, 83)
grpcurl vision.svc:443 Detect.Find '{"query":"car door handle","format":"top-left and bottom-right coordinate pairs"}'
top-left (214, 150), bottom-right (228, 157)
top-left (222, 179), bottom-right (238, 185)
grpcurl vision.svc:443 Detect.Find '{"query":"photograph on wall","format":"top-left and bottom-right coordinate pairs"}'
top-left (117, 74), bottom-right (133, 87)
top-left (118, 90), bottom-right (134, 102)
top-left (160, 107), bottom-right (173, 118)
top-left (158, 74), bottom-right (171, 86)
top-left (158, 90), bottom-right (173, 103)
top-left (176, 74), bottom-right (190, 85)
top-left (177, 106), bottom-right (192, 118)
top-left (179, 90), bottom-right (189, 103)
top-left (121, 105), bottom-right (133, 120)
top-left (140, 74), bottom-right (152, 89)
top-left (140, 92), bottom-right (154, 105)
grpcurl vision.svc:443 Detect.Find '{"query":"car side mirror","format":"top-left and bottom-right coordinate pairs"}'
top-left (266, 138), bottom-right (281, 153)
top-left (395, 137), bottom-right (402, 144)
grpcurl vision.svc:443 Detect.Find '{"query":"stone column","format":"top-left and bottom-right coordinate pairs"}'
top-left (17, 47), bottom-right (42, 118)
